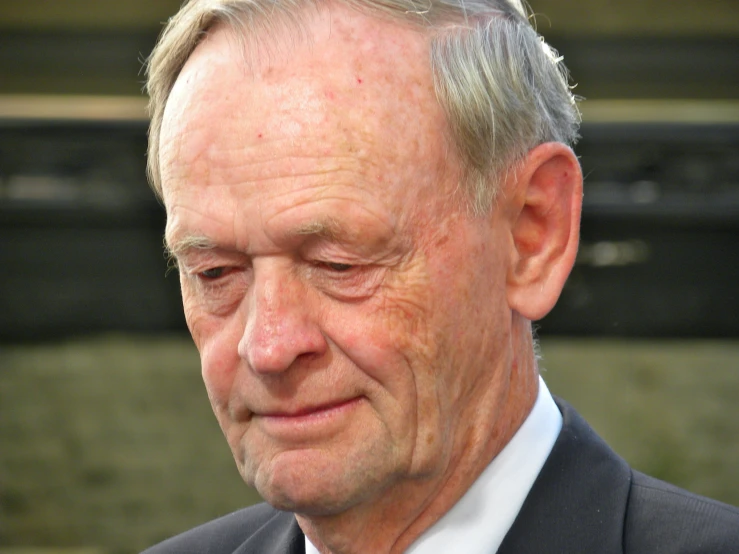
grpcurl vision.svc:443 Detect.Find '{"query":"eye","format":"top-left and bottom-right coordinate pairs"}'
top-left (200, 267), bottom-right (226, 279)
top-left (325, 262), bottom-right (353, 272)
top-left (323, 262), bottom-right (354, 272)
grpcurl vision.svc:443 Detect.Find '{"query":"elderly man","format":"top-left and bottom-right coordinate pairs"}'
top-left (142, 0), bottom-right (739, 552)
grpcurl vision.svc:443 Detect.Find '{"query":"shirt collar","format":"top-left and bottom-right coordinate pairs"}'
top-left (305, 377), bottom-right (562, 554)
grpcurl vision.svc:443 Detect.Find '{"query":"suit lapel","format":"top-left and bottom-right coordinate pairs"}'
top-left (497, 399), bottom-right (631, 554)
top-left (232, 510), bottom-right (305, 554)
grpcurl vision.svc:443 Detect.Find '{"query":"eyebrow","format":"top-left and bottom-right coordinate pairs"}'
top-left (290, 218), bottom-right (344, 241)
top-left (164, 233), bottom-right (219, 261)
top-left (164, 216), bottom-right (369, 262)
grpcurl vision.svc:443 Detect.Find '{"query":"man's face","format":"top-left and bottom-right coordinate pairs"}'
top-left (159, 7), bottom-right (516, 516)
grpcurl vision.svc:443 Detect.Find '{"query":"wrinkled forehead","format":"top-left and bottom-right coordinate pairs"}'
top-left (160, 4), bottom-right (438, 120)
top-left (158, 4), bottom-right (459, 209)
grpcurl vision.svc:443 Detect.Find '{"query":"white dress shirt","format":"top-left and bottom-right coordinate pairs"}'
top-left (305, 377), bottom-right (562, 554)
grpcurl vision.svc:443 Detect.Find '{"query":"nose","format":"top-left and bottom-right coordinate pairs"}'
top-left (238, 265), bottom-right (327, 374)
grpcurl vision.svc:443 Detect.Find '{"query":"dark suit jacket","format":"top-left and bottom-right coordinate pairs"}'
top-left (142, 399), bottom-right (739, 553)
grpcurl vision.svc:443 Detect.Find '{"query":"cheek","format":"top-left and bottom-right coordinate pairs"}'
top-left (323, 279), bottom-right (451, 453)
top-left (183, 290), bottom-right (243, 413)
top-left (199, 334), bottom-right (238, 407)
top-left (329, 278), bottom-right (437, 390)
top-left (181, 279), bottom-right (207, 342)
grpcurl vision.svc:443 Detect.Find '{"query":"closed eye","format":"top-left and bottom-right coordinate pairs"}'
top-left (200, 267), bottom-right (227, 279)
top-left (309, 259), bottom-right (383, 301)
top-left (323, 262), bottom-right (354, 272)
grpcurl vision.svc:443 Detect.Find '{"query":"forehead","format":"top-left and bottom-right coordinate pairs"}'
top-left (159, 5), bottom-right (460, 240)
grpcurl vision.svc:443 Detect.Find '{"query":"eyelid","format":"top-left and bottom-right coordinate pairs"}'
top-left (308, 260), bottom-right (385, 302)
top-left (177, 249), bottom-right (248, 273)
top-left (199, 267), bottom-right (228, 279)
top-left (319, 261), bottom-right (355, 272)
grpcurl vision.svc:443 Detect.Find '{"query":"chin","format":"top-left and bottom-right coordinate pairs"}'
top-left (246, 446), bottom-right (393, 516)
top-left (256, 475), bottom-right (359, 517)
top-left (260, 487), bottom-right (355, 517)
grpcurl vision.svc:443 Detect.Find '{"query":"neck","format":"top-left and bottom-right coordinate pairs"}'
top-left (298, 314), bottom-right (539, 554)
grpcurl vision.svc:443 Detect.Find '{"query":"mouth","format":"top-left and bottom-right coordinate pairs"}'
top-left (254, 397), bottom-right (363, 438)
top-left (260, 397), bottom-right (361, 420)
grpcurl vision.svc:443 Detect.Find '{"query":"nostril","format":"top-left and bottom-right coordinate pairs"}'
top-left (239, 311), bottom-right (328, 375)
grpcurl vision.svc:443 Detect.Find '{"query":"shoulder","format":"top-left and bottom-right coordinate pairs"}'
top-left (547, 398), bottom-right (739, 553)
top-left (141, 503), bottom-right (293, 554)
top-left (625, 470), bottom-right (739, 553)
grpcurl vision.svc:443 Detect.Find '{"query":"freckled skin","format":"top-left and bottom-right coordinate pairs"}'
top-left (159, 6), bottom-right (540, 554)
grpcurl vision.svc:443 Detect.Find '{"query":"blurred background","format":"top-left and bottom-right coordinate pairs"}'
top-left (0, 0), bottom-right (738, 552)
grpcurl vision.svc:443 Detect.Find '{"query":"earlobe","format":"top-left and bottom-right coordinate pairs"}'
top-left (506, 142), bottom-right (583, 321)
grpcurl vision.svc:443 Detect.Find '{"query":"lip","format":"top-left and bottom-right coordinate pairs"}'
top-left (254, 397), bottom-right (363, 439)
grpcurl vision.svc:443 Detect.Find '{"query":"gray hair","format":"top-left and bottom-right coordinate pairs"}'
top-left (145, 0), bottom-right (580, 214)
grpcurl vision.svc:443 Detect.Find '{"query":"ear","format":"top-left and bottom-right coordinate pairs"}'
top-left (505, 142), bottom-right (582, 321)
